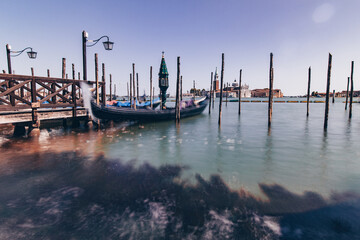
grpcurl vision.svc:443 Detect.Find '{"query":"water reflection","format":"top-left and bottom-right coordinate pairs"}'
top-left (0, 152), bottom-right (358, 239)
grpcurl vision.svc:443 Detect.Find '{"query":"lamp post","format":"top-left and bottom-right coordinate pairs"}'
top-left (6, 44), bottom-right (37, 74)
top-left (82, 30), bottom-right (114, 80)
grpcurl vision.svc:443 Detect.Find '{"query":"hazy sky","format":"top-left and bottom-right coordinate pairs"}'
top-left (1, 0), bottom-right (360, 96)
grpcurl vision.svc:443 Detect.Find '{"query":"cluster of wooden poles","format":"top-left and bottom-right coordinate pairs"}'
top-left (207, 53), bottom-right (355, 130)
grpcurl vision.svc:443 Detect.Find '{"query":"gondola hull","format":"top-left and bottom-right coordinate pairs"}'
top-left (91, 99), bottom-right (208, 122)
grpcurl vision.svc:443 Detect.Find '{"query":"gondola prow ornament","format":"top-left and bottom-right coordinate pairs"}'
top-left (158, 52), bottom-right (169, 109)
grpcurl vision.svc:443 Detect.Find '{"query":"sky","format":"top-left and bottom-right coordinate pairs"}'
top-left (1, 0), bottom-right (360, 96)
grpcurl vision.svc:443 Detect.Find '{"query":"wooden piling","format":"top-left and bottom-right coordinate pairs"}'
top-left (62, 58), bottom-right (66, 95)
top-left (238, 69), bottom-right (242, 115)
top-left (114, 84), bottom-right (116, 99)
top-left (209, 72), bottom-right (213, 114)
top-left (332, 90), bottom-right (335, 103)
top-left (349, 61), bottom-right (354, 119)
top-left (218, 53), bottom-right (224, 127)
top-left (101, 63), bottom-right (106, 105)
top-left (110, 74), bottom-right (112, 101)
top-left (30, 67), bottom-right (39, 130)
top-left (180, 76), bottom-right (183, 101)
top-left (268, 53), bottom-right (274, 127)
top-left (324, 53), bottom-right (332, 130)
top-left (130, 74), bottom-right (132, 108)
top-left (72, 63), bottom-right (78, 127)
top-left (132, 63), bottom-right (136, 110)
top-left (95, 54), bottom-right (99, 105)
top-left (345, 77), bottom-right (350, 110)
top-left (150, 66), bottom-right (153, 109)
top-left (306, 67), bottom-right (311, 117)
top-left (136, 73), bottom-right (139, 101)
top-left (78, 72), bottom-right (81, 99)
top-left (175, 56), bottom-right (181, 124)
top-left (127, 81), bottom-right (130, 102)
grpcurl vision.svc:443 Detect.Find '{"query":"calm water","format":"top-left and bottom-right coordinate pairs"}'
top-left (1, 98), bottom-right (360, 239)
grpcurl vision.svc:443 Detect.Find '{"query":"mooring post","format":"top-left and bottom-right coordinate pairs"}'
top-left (209, 72), bottom-right (213, 114)
top-left (175, 56), bottom-right (181, 125)
top-left (307, 67), bottom-right (311, 117)
top-left (30, 67), bottom-right (40, 136)
top-left (150, 66), bottom-right (153, 108)
top-left (72, 63), bottom-right (78, 127)
top-left (136, 73), bottom-right (139, 101)
top-left (62, 58), bottom-right (66, 95)
top-left (218, 53), bottom-right (224, 127)
top-left (114, 84), bottom-right (116, 99)
top-left (345, 77), bottom-right (350, 110)
top-left (332, 90), bottom-right (335, 103)
top-left (101, 63), bottom-right (106, 105)
top-left (130, 74), bottom-right (132, 108)
top-left (78, 72), bottom-right (81, 99)
top-left (180, 75), bottom-right (183, 101)
top-left (132, 63), bottom-right (136, 110)
top-left (324, 53), bottom-right (332, 130)
top-left (349, 61), bottom-right (354, 119)
top-left (238, 69), bottom-right (242, 115)
top-left (110, 74), bottom-right (112, 101)
top-left (95, 54), bottom-right (99, 105)
top-left (268, 53), bottom-right (274, 127)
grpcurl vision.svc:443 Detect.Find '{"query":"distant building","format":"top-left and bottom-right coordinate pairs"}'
top-left (214, 80), bottom-right (251, 98)
top-left (213, 68), bottom-right (220, 91)
top-left (251, 88), bottom-right (283, 98)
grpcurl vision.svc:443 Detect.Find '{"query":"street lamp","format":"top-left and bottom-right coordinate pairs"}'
top-left (82, 30), bottom-right (114, 80)
top-left (6, 44), bottom-right (37, 74)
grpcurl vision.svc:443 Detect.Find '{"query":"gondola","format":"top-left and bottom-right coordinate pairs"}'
top-left (91, 97), bottom-right (208, 122)
top-left (107, 98), bottom-right (161, 109)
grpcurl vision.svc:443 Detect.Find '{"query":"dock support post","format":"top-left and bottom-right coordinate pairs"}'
top-left (349, 61), bottom-right (354, 119)
top-left (110, 74), bottom-right (112, 101)
top-left (72, 63), bottom-right (78, 128)
top-left (268, 53), bottom-right (274, 127)
top-left (29, 67), bottom-right (40, 137)
top-left (324, 53), bottom-right (332, 130)
top-left (307, 67), bottom-right (311, 117)
top-left (218, 53), bottom-right (224, 127)
top-left (130, 74), bottom-right (132, 108)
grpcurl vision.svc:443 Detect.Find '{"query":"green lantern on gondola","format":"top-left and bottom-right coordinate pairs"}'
top-left (158, 52), bottom-right (169, 109)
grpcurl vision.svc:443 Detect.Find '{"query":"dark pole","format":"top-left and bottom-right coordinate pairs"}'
top-left (225, 83), bottom-right (228, 107)
top-left (349, 61), bottom-right (354, 119)
top-left (218, 53), bottom-right (224, 127)
top-left (175, 56), bottom-right (181, 124)
top-left (345, 77), bottom-right (350, 110)
top-left (238, 69), bottom-right (242, 115)
top-left (136, 73), bottom-right (139, 101)
top-left (332, 90), bottom-right (335, 103)
top-left (268, 53), bottom-right (274, 127)
top-left (307, 67), bottom-right (311, 117)
top-left (150, 66), bottom-right (153, 108)
top-left (132, 64), bottom-right (136, 110)
top-left (101, 63), bottom-right (105, 104)
top-left (209, 72), bottom-right (213, 114)
top-left (72, 63), bottom-right (77, 127)
top-left (6, 44), bottom-right (15, 106)
top-left (180, 76), bottom-right (183, 101)
top-left (95, 53), bottom-right (99, 105)
top-left (6, 44), bottom-right (12, 75)
top-left (324, 53), bottom-right (332, 130)
top-left (62, 58), bottom-right (66, 95)
top-left (82, 31), bottom-right (87, 80)
top-left (110, 74), bottom-right (112, 100)
top-left (129, 74), bottom-right (132, 108)
top-left (114, 84), bottom-right (116, 98)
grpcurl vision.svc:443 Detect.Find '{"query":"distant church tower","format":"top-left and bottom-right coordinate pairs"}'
top-left (213, 67), bottom-right (219, 91)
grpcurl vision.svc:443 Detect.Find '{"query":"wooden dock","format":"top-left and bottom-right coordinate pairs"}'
top-left (0, 72), bottom-right (104, 134)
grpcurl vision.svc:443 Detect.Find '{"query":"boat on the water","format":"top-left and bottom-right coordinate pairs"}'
top-left (107, 98), bottom-right (161, 109)
top-left (91, 97), bottom-right (208, 122)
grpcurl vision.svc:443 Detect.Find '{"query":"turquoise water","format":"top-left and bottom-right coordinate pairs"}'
top-left (1, 98), bottom-right (360, 239)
